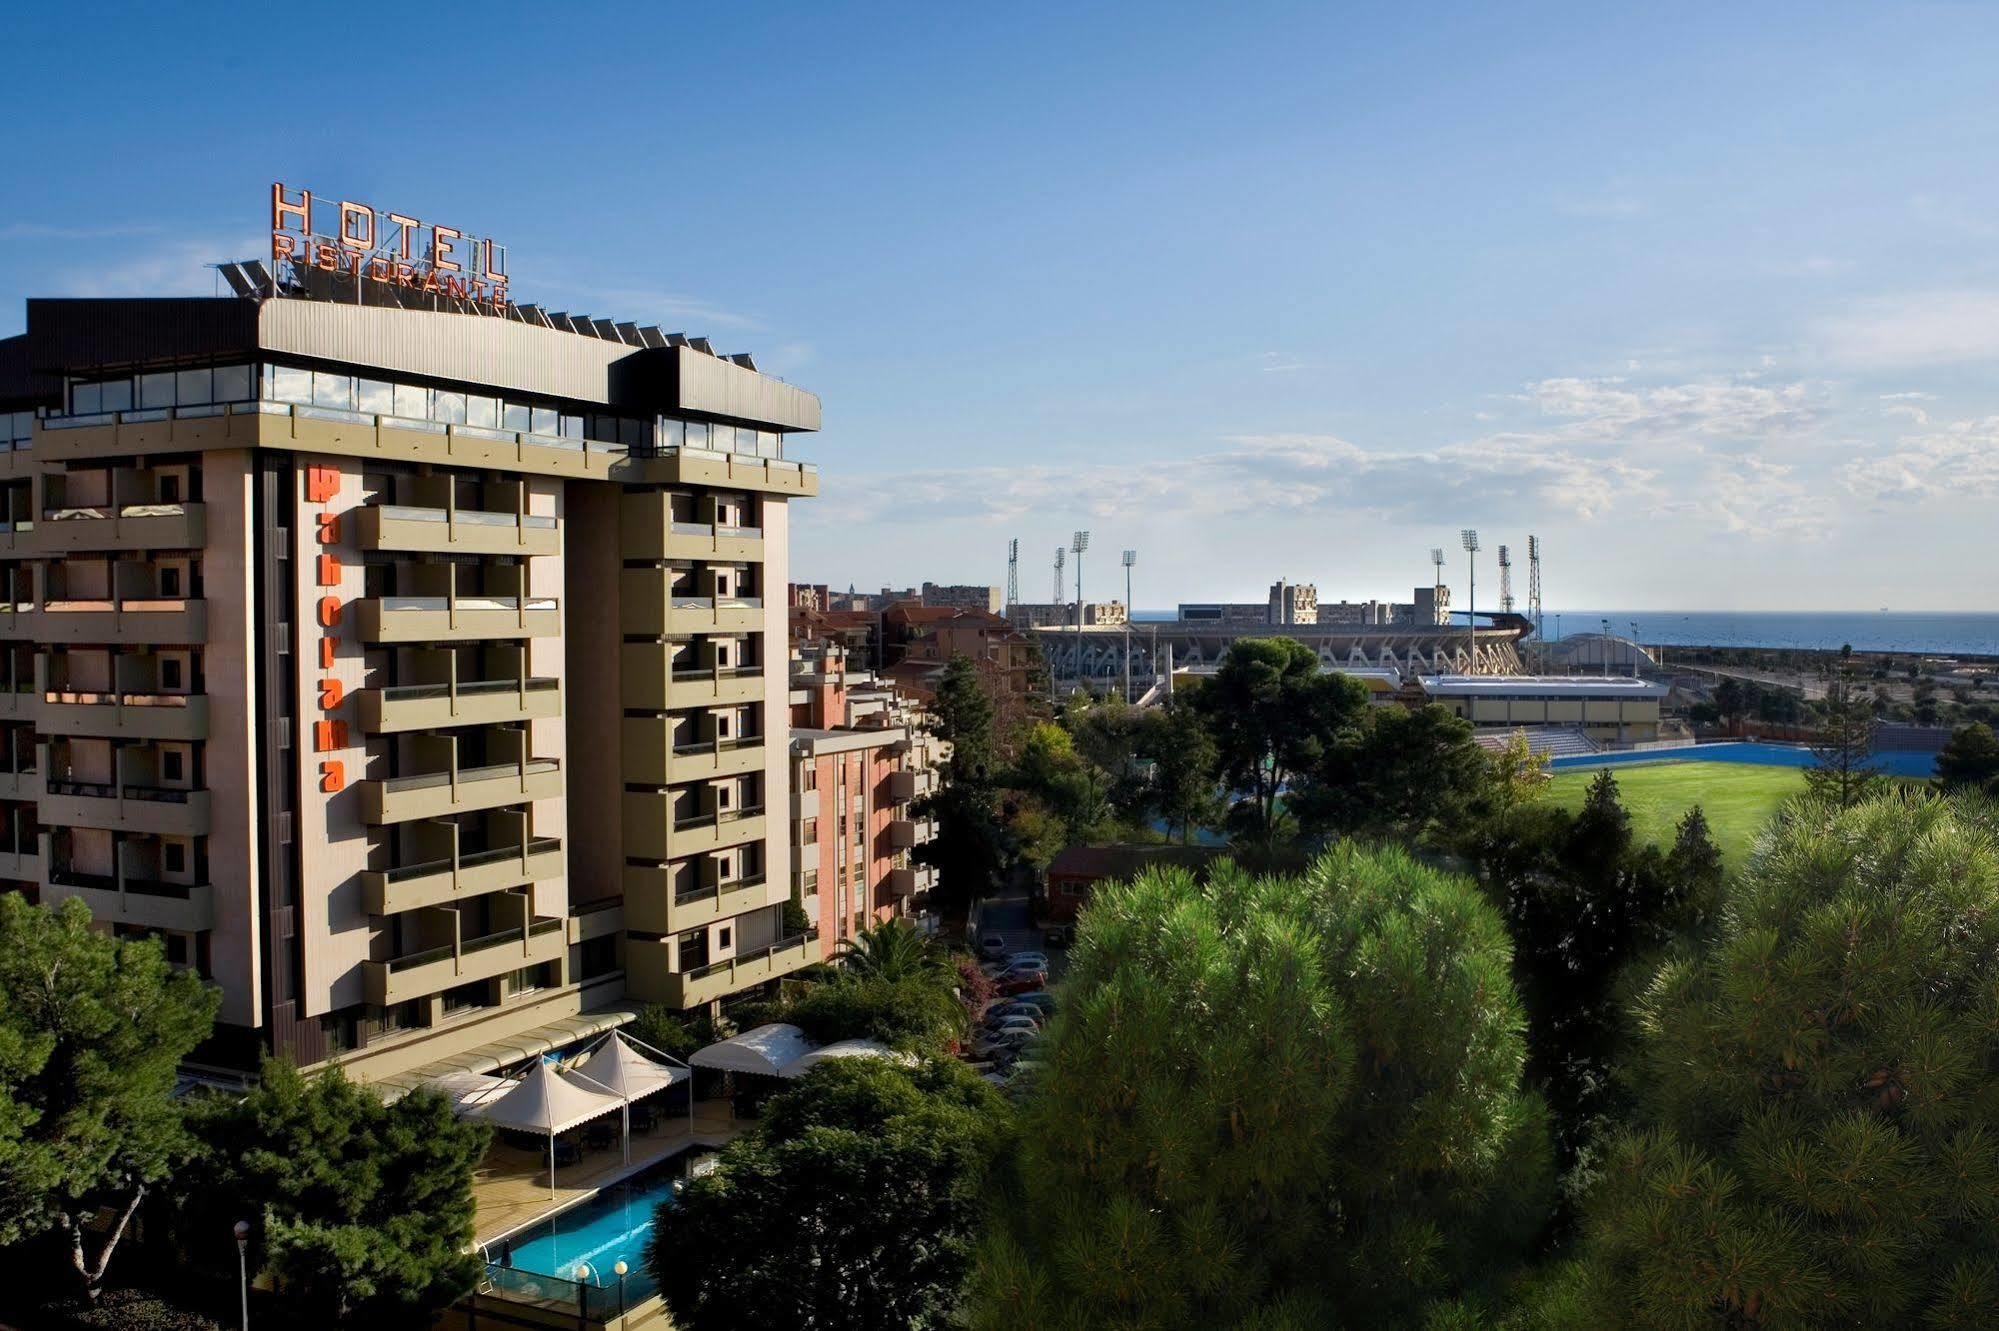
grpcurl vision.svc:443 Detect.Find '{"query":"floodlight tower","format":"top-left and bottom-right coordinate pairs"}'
top-left (1052, 547), bottom-right (1064, 603)
top-left (1631, 620), bottom-right (1642, 678)
top-left (1498, 544), bottom-right (1515, 614)
top-left (1006, 538), bottom-right (1019, 613)
top-left (1461, 529), bottom-right (1480, 672)
top-left (1429, 547), bottom-right (1444, 620)
top-left (1071, 530), bottom-right (1091, 690)
top-left (1526, 535), bottom-right (1544, 667)
top-left (1122, 549), bottom-right (1137, 700)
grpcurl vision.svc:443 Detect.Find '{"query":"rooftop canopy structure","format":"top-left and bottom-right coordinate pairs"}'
top-left (474, 1060), bottom-right (624, 1193)
top-left (780, 1038), bottom-right (917, 1078)
top-left (689, 1023), bottom-right (818, 1078)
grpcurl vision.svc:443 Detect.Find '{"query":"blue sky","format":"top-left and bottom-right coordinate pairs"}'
top-left (4, 3), bottom-right (1998, 610)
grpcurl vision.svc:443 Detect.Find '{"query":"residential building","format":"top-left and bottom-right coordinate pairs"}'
top-left (883, 605), bottom-right (1039, 702)
top-left (920, 581), bottom-right (1002, 614)
top-left (788, 643), bottom-right (941, 950)
top-left (1268, 579), bottom-right (1317, 625)
top-left (0, 266), bottom-right (820, 1085)
top-left (1006, 600), bottom-right (1127, 629)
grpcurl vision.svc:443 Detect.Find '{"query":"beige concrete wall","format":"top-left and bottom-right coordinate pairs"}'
top-left (294, 455), bottom-right (373, 1016)
top-left (757, 498), bottom-right (792, 926)
top-left (203, 449), bottom-right (262, 1027)
top-left (525, 475), bottom-right (569, 921)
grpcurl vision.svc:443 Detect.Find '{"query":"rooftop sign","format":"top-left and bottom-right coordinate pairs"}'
top-left (270, 182), bottom-right (510, 311)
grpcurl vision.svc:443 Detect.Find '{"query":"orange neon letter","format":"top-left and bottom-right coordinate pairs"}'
top-left (272, 182), bottom-right (310, 232)
top-left (319, 759), bottom-right (345, 793)
top-left (387, 213), bottom-right (419, 259)
top-left (431, 225), bottom-right (462, 272)
top-left (304, 464), bottom-right (339, 503)
top-left (318, 678), bottom-right (344, 710)
top-left (316, 552), bottom-right (341, 588)
top-left (337, 201), bottom-right (374, 250)
top-left (316, 595), bottom-right (342, 629)
top-left (318, 638), bottom-right (336, 669)
top-left (316, 511), bottom-right (340, 544)
top-left (313, 719), bottom-right (349, 752)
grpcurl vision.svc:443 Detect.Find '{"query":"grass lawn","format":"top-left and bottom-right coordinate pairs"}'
top-left (1545, 760), bottom-right (1808, 868)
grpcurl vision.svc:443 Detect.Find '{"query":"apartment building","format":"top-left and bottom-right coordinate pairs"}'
top-left (788, 644), bottom-right (941, 952)
top-left (0, 280), bottom-right (821, 1086)
top-left (919, 581), bottom-right (1002, 614)
top-left (1006, 600), bottom-right (1128, 629)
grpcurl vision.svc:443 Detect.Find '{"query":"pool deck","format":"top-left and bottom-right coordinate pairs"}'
top-left (473, 1097), bottom-right (744, 1247)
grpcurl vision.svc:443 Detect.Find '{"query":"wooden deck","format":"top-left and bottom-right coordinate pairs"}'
top-left (473, 1097), bottom-right (744, 1247)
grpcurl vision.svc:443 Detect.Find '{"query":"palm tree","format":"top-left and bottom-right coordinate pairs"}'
top-left (833, 920), bottom-right (951, 985)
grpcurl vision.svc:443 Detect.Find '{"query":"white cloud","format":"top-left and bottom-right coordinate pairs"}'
top-left (1842, 415), bottom-right (1999, 502)
top-left (1815, 290), bottom-right (1999, 369)
top-left (54, 234), bottom-right (264, 298)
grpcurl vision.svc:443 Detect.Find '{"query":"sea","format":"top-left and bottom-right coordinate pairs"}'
top-left (1131, 610), bottom-right (1999, 657)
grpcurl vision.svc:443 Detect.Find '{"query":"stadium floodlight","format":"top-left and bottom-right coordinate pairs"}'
top-left (1122, 551), bottom-right (1137, 700)
top-left (1071, 530), bottom-right (1090, 555)
top-left (1460, 529), bottom-right (1480, 653)
top-left (1070, 531), bottom-right (1091, 690)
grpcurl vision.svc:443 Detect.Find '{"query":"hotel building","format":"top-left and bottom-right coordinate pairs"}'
top-left (0, 287), bottom-right (821, 1086)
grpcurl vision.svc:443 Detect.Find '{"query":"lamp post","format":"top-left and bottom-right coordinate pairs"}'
top-left (1630, 620), bottom-right (1642, 678)
top-left (1121, 549), bottom-right (1136, 700)
top-left (614, 1260), bottom-right (629, 1315)
top-left (575, 1263), bottom-right (593, 1320)
top-left (1461, 530), bottom-right (1480, 674)
top-left (233, 1220), bottom-right (250, 1331)
top-left (1601, 618), bottom-right (1611, 678)
top-left (1070, 530), bottom-right (1090, 693)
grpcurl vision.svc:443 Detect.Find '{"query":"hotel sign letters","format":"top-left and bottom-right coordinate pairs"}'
top-left (271, 181), bottom-right (509, 308)
top-left (306, 463), bottom-right (348, 794)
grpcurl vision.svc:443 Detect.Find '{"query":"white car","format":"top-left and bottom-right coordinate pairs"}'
top-left (985, 1014), bottom-right (1041, 1036)
top-left (978, 934), bottom-right (1007, 960)
top-left (1004, 952), bottom-right (1049, 970)
top-left (985, 1027), bottom-right (1040, 1053)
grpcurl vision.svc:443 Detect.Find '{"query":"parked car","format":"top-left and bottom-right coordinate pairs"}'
top-left (998, 969), bottom-right (1049, 995)
top-left (985, 1027), bottom-right (1040, 1053)
top-left (985, 1015), bottom-right (1041, 1037)
top-left (1003, 951), bottom-right (1049, 970)
top-left (1010, 991), bottom-right (1057, 1016)
top-left (984, 1001), bottom-right (1045, 1025)
top-left (1043, 925), bottom-right (1073, 947)
top-left (978, 933), bottom-right (1008, 960)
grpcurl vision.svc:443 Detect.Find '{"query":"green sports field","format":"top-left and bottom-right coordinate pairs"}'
top-left (1545, 760), bottom-right (1807, 868)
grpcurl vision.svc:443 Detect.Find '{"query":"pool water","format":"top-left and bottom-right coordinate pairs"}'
top-left (1549, 741), bottom-right (1938, 778)
top-left (493, 1151), bottom-right (702, 1296)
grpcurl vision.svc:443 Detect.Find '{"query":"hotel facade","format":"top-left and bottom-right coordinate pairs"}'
top-left (0, 275), bottom-right (834, 1086)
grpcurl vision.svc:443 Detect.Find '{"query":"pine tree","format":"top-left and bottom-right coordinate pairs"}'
top-left (968, 847), bottom-right (1551, 1329)
top-left (1934, 721), bottom-right (1999, 793)
top-left (1571, 795), bottom-right (1999, 1328)
top-left (1804, 650), bottom-right (1881, 808)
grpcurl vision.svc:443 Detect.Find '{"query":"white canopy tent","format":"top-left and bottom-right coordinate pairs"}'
top-left (427, 1068), bottom-right (509, 1114)
top-left (688, 1023), bottom-right (818, 1078)
top-left (563, 1031), bottom-right (693, 1163)
top-left (781, 1038), bottom-right (918, 1078)
top-left (474, 1059), bottom-right (624, 1193)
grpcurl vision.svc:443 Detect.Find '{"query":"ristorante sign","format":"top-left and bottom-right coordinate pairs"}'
top-left (270, 181), bottom-right (510, 309)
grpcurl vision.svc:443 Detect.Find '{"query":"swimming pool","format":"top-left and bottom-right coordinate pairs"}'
top-left (1550, 741), bottom-right (1938, 778)
top-left (488, 1149), bottom-right (708, 1308)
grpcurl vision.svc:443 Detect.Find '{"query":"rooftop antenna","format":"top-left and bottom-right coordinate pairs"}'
top-left (1461, 530), bottom-right (1480, 673)
top-left (1052, 547), bottom-right (1065, 604)
top-left (1497, 544), bottom-right (1515, 615)
top-left (1006, 538), bottom-right (1019, 613)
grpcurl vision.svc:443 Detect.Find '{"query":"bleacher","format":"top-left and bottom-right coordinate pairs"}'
top-left (1472, 725), bottom-right (1599, 758)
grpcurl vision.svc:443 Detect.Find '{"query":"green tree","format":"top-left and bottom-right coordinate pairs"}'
top-left (1804, 652), bottom-right (1881, 808)
top-left (1482, 729), bottom-right (1552, 815)
top-left (1296, 702), bottom-right (1487, 841)
top-left (970, 847), bottom-right (1551, 1329)
top-left (1934, 720), bottom-right (1999, 793)
top-left (0, 895), bottom-right (218, 1298)
top-left (1571, 795), bottom-right (1999, 1328)
top-left (1063, 693), bottom-right (1152, 826)
top-left (1663, 805), bottom-right (1724, 926)
top-left (651, 1059), bottom-right (1007, 1331)
top-left (834, 919), bottom-right (951, 986)
top-left (1009, 720), bottom-right (1113, 843)
top-left (1138, 698), bottom-right (1223, 842)
top-left (919, 655), bottom-right (1007, 911)
top-left (187, 1058), bottom-right (488, 1326)
top-left (1194, 638), bottom-right (1369, 844)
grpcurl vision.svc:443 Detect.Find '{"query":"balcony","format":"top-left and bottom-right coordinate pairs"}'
top-left (624, 445), bottom-right (819, 498)
top-left (37, 504), bottom-right (205, 553)
top-left (353, 504), bottom-right (560, 558)
top-left (0, 521), bottom-right (34, 555)
top-left (362, 837), bottom-right (564, 915)
top-left (619, 798), bottom-right (766, 861)
top-left (884, 768), bottom-right (937, 802)
top-left (41, 778), bottom-right (210, 836)
top-left (618, 644), bottom-right (763, 710)
top-left (888, 816), bottom-right (939, 849)
top-left (887, 864), bottom-right (938, 898)
top-left (354, 596), bottom-right (559, 644)
top-left (39, 691), bottom-right (208, 741)
top-left (38, 599), bottom-right (207, 645)
top-left (47, 871), bottom-right (214, 933)
top-left (361, 757), bottom-right (562, 824)
top-left (0, 688), bottom-right (34, 718)
top-left (642, 931), bottom-right (815, 1008)
top-left (357, 677), bottom-right (560, 734)
top-left (0, 842), bottom-right (38, 881)
top-left (363, 917), bottom-right (565, 1006)
top-left (667, 736), bottom-right (767, 784)
top-left (623, 870), bottom-right (776, 934)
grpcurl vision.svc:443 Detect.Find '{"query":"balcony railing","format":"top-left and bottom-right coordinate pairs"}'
top-left (670, 665), bottom-right (763, 682)
top-left (673, 874), bottom-right (768, 907)
top-left (670, 804), bottom-right (766, 833)
top-left (671, 736), bottom-right (763, 756)
top-left (380, 758), bottom-right (560, 794)
top-left (377, 505), bottom-right (557, 531)
top-left (46, 777), bottom-right (197, 804)
top-left (670, 521), bottom-right (762, 539)
top-left (383, 836), bottom-right (562, 883)
top-left (379, 677), bottom-right (558, 703)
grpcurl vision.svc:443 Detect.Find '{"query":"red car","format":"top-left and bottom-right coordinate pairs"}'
top-left (998, 967), bottom-right (1048, 995)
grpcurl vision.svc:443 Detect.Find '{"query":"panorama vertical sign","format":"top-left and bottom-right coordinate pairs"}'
top-left (270, 182), bottom-right (510, 310)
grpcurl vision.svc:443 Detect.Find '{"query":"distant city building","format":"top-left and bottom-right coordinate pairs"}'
top-left (1181, 580), bottom-right (1319, 626)
top-left (882, 605), bottom-right (1040, 702)
top-left (1268, 580), bottom-right (1317, 625)
top-left (1317, 599), bottom-right (1389, 626)
top-left (789, 582), bottom-right (832, 611)
top-left (1007, 601), bottom-right (1128, 629)
top-left (789, 644), bottom-right (943, 949)
top-left (1396, 584), bottom-right (1451, 626)
top-left (920, 581), bottom-right (1003, 614)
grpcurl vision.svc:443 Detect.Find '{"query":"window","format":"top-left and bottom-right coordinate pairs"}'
top-left (164, 933), bottom-right (189, 965)
top-left (164, 841), bottom-right (187, 874)
top-left (139, 373), bottom-right (176, 409)
top-left (659, 418), bottom-right (685, 449)
top-left (800, 764), bottom-right (817, 792)
top-left (213, 364), bottom-right (252, 403)
top-left (270, 365), bottom-right (312, 405)
top-left (160, 658), bottom-right (184, 691)
top-left (311, 372), bottom-right (352, 409)
top-left (685, 420), bottom-right (711, 450)
top-left (72, 381), bottom-right (102, 414)
top-left (355, 379), bottom-right (394, 415)
top-left (530, 406), bottom-right (559, 437)
top-left (717, 926), bottom-right (732, 950)
top-left (160, 568), bottom-right (181, 597)
top-left (801, 817), bottom-right (818, 844)
top-left (161, 750), bottom-right (185, 782)
top-left (159, 475), bottom-right (182, 504)
top-left (175, 368), bottom-right (212, 405)
top-left (392, 383), bottom-right (427, 420)
top-left (503, 402), bottom-right (531, 432)
top-left (466, 396), bottom-right (498, 429)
